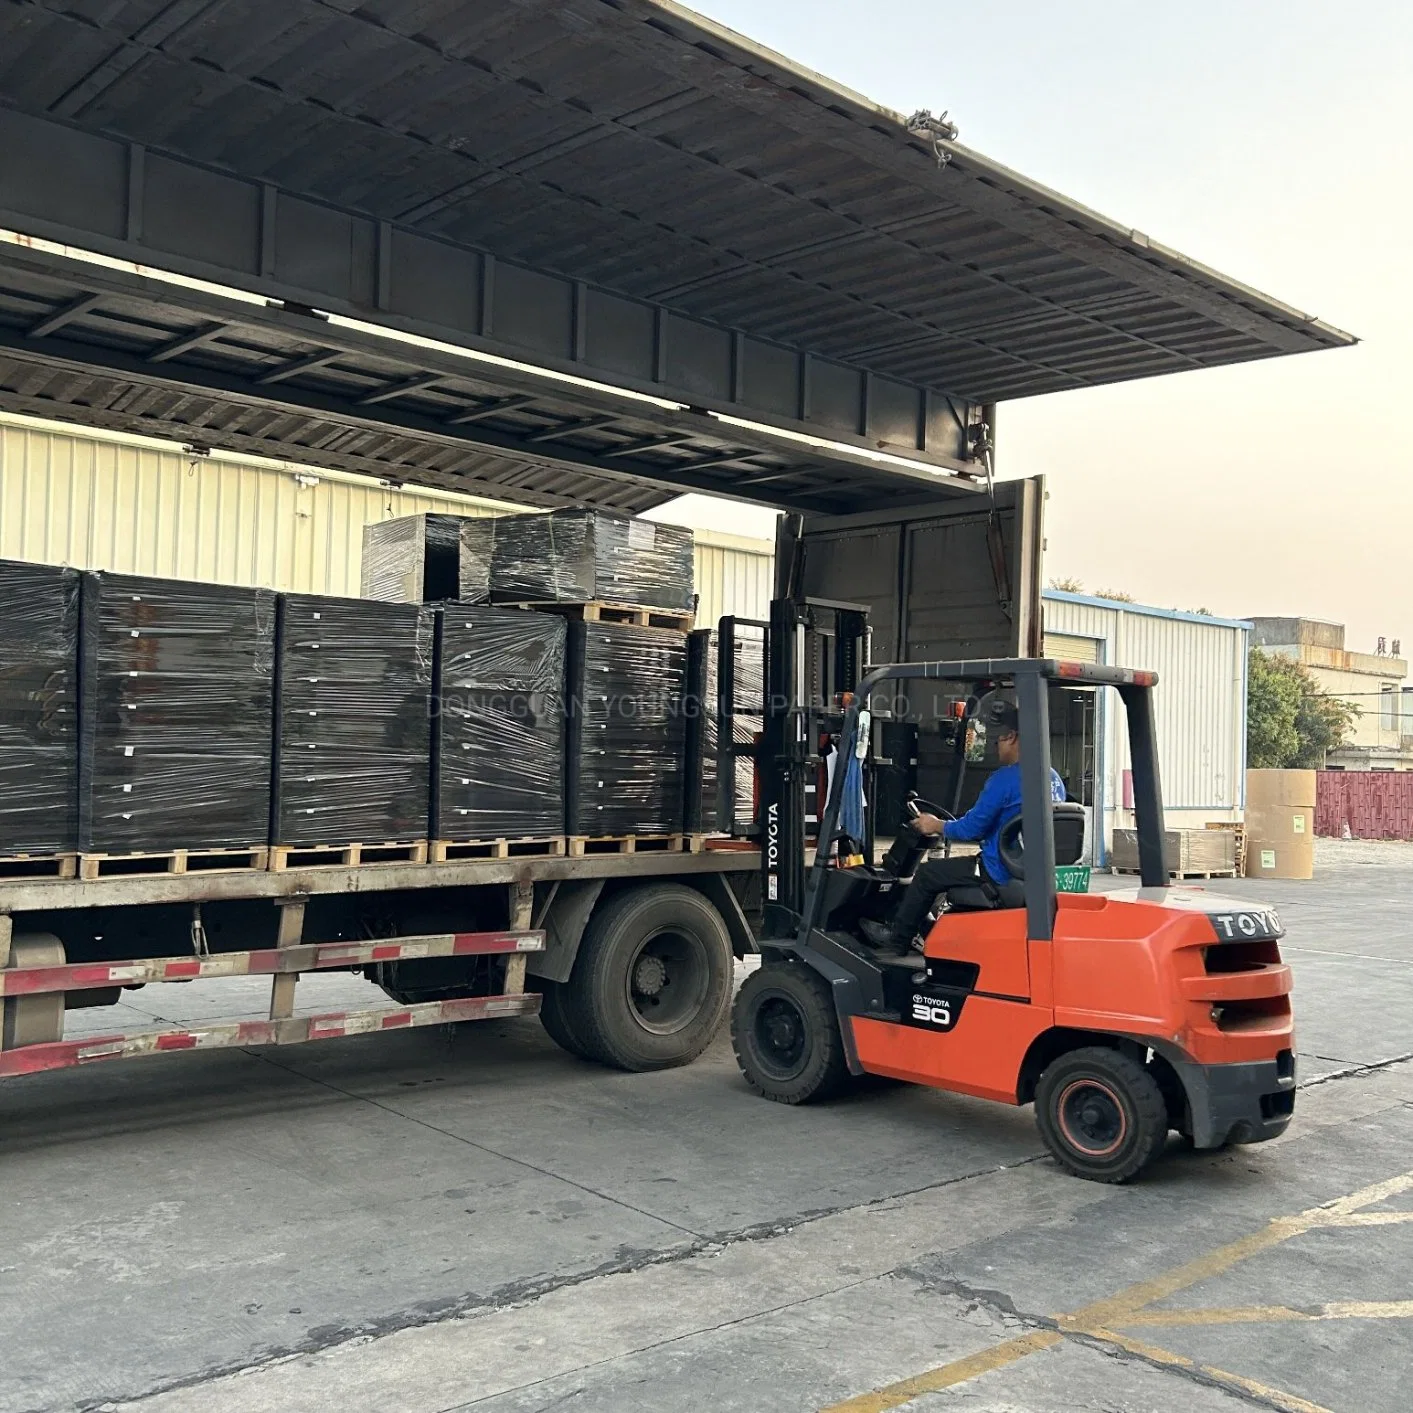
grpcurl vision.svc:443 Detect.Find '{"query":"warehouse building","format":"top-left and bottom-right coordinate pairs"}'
top-left (0, 413), bottom-right (773, 626)
top-left (1043, 591), bottom-right (1250, 864)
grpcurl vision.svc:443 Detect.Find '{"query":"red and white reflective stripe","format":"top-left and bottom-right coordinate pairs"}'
top-left (0, 993), bottom-right (542, 1078)
top-left (0, 930), bottom-right (543, 998)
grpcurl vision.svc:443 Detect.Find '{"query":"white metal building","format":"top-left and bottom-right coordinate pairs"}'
top-left (1043, 590), bottom-right (1250, 863)
top-left (0, 413), bottom-right (774, 625)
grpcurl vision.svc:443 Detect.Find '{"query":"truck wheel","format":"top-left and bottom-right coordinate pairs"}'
top-left (1034, 1046), bottom-right (1170, 1183)
top-left (731, 963), bottom-right (848, 1104)
top-left (564, 884), bottom-right (733, 1071)
top-left (535, 979), bottom-right (596, 1061)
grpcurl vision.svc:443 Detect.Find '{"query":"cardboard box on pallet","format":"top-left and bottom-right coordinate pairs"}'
top-left (361, 513), bottom-right (490, 603)
top-left (0, 558), bottom-right (80, 855)
top-left (78, 572), bottom-right (275, 854)
top-left (459, 509), bottom-right (694, 610)
top-left (1245, 768), bottom-right (1316, 879)
top-left (685, 628), bottom-right (763, 834)
top-left (273, 594), bottom-right (434, 847)
top-left (433, 607), bottom-right (565, 841)
top-left (566, 621), bottom-right (687, 837)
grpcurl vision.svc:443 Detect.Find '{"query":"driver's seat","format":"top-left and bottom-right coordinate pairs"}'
top-left (943, 802), bottom-right (1087, 912)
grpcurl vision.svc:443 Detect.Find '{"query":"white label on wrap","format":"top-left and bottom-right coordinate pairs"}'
top-left (627, 520), bottom-right (655, 549)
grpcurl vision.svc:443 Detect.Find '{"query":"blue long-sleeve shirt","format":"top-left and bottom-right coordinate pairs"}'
top-left (942, 763), bottom-right (1067, 883)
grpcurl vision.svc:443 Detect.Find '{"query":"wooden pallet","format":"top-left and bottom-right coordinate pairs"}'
top-left (1111, 867), bottom-right (1239, 881)
top-left (269, 840), bottom-right (429, 871)
top-left (0, 852), bottom-right (78, 881)
top-left (506, 600), bottom-right (694, 632)
top-left (78, 847), bottom-right (269, 881)
top-left (566, 834), bottom-right (705, 857)
top-left (430, 837), bottom-right (566, 862)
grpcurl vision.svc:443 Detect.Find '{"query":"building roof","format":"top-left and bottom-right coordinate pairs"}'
top-left (0, 0), bottom-right (1353, 408)
top-left (1044, 588), bottom-right (1253, 632)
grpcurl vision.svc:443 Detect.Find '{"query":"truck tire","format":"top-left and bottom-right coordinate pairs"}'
top-left (535, 978), bottom-right (597, 1061)
top-left (731, 962), bottom-right (849, 1104)
top-left (563, 883), bottom-right (733, 1071)
top-left (1034, 1046), bottom-right (1170, 1183)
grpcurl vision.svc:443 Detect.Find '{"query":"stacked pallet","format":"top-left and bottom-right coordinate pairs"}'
top-left (0, 559), bottom-right (80, 877)
top-left (78, 572), bottom-right (276, 875)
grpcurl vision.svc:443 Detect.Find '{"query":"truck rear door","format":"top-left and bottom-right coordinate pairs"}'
top-left (778, 475), bottom-right (1046, 800)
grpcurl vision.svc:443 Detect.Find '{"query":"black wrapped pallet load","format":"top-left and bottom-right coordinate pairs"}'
top-left (0, 558), bottom-right (80, 855)
top-left (361, 513), bottom-right (489, 603)
top-left (566, 622), bottom-right (687, 838)
top-left (434, 608), bottom-right (565, 841)
top-left (461, 509), bottom-right (694, 611)
top-left (273, 594), bottom-right (434, 846)
top-left (78, 572), bottom-right (275, 855)
top-left (685, 628), bottom-right (764, 835)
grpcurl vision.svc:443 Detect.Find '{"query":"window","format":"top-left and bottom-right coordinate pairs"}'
top-left (1382, 685), bottom-right (1398, 731)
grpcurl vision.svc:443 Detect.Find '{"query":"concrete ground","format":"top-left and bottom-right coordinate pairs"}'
top-left (3, 838), bottom-right (1412, 1413)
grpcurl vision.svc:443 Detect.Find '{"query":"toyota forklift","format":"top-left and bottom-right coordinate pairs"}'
top-left (729, 617), bottom-right (1297, 1183)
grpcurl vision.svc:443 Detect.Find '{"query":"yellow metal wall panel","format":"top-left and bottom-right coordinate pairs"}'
top-left (0, 417), bottom-right (780, 620)
top-left (1043, 631), bottom-right (1100, 663)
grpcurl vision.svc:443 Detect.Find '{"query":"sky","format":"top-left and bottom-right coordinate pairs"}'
top-left (649, 0), bottom-right (1413, 649)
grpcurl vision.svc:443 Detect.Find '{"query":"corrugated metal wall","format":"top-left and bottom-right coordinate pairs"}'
top-left (1044, 593), bottom-right (1249, 859)
top-left (0, 415), bottom-right (776, 622)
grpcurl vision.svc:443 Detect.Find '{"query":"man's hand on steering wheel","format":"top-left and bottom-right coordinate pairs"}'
top-left (903, 795), bottom-right (953, 838)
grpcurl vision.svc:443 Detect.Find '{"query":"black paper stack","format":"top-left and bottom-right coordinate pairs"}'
top-left (566, 622), bottom-right (687, 837)
top-left (434, 608), bottom-right (565, 840)
top-left (460, 510), bottom-right (694, 611)
top-left (272, 594), bottom-right (434, 846)
top-left (78, 572), bottom-right (276, 854)
top-left (685, 628), bottom-right (764, 835)
top-left (362, 513), bottom-right (488, 603)
top-left (0, 559), bottom-right (80, 855)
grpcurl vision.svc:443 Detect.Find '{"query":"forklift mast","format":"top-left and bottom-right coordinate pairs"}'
top-left (759, 594), bottom-right (871, 937)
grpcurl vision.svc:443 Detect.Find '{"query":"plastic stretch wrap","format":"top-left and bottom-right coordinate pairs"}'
top-left (362, 514), bottom-right (485, 603)
top-left (0, 559), bottom-right (80, 854)
top-left (78, 573), bottom-right (275, 853)
top-left (434, 609), bottom-right (565, 840)
top-left (686, 629), bottom-right (763, 834)
top-left (460, 509), bottom-right (694, 610)
top-left (566, 622), bottom-right (687, 836)
top-left (273, 595), bottom-right (434, 845)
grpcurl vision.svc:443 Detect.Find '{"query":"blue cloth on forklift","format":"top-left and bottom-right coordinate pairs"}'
top-left (942, 763), bottom-right (1065, 883)
top-left (839, 744), bottom-right (866, 843)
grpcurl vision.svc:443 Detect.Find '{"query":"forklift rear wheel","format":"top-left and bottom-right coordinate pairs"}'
top-left (564, 884), bottom-right (734, 1072)
top-left (1035, 1046), bottom-right (1170, 1182)
top-left (732, 963), bottom-right (849, 1104)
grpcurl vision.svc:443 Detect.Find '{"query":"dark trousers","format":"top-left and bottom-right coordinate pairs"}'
top-left (891, 854), bottom-right (984, 945)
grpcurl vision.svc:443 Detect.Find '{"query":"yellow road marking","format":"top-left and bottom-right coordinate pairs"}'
top-left (822, 1330), bottom-right (1062, 1413)
top-left (1121, 1299), bottom-right (1413, 1327)
top-left (820, 1168), bottom-right (1413, 1413)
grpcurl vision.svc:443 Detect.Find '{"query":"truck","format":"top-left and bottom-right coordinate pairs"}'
top-left (0, 0), bottom-right (1349, 1089)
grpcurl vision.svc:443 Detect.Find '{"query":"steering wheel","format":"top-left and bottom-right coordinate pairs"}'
top-left (998, 814), bottom-right (1026, 880)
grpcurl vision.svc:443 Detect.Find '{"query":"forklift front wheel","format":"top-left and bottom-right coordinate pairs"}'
top-left (732, 963), bottom-right (849, 1104)
top-left (1034, 1046), bottom-right (1170, 1183)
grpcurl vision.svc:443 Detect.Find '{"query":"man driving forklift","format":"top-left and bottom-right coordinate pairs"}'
top-left (860, 697), bottom-right (1066, 956)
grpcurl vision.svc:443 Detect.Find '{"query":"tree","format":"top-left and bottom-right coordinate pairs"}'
top-left (1093, 588), bottom-right (1135, 603)
top-left (1048, 575), bottom-right (1085, 593)
top-left (1246, 647), bottom-right (1358, 768)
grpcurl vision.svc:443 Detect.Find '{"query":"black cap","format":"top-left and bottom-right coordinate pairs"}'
top-left (980, 697), bottom-right (1020, 734)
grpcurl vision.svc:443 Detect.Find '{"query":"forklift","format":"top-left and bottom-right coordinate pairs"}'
top-left (730, 625), bottom-right (1297, 1183)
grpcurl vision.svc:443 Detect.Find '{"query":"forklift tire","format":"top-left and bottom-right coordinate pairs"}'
top-left (535, 979), bottom-right (597, 1061)
top-left (732, 963), bottom-right (849, 1105)
top-left (1034, 1046), bottom-right (1170, 1183)
top-left (562, 884), bottom-right (734, 1072)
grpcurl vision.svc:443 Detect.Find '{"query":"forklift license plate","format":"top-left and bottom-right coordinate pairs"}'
top-left (1055, 865), bottom-right (1090, 893)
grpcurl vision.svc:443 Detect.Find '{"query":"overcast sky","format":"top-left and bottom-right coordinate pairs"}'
top-left (652, 1), bottom-right (1410, 649)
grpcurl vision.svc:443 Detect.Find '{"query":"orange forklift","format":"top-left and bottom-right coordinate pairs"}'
top-left (731, 651), bottom-right (1296, 1182)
